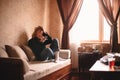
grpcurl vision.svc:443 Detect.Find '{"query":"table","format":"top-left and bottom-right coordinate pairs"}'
top-left (89, 60), bottom-right (120, 80)
top-left (78, 51), bottom-right (102, 72)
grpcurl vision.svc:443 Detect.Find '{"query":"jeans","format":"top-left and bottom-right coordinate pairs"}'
top-left (40, 38), bottom-right (59, 61)
top-left (50, 38), bottom-right (59, 52)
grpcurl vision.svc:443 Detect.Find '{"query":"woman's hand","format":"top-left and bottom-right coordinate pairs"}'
top-left (40, 36), bottom-right (46, 42)
top-left (46, 44), bottom-right (51, 48)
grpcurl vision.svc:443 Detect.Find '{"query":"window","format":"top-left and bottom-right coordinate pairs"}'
top-left (69, 0), bottom-right (110, 43)
top-left (103, 18), bottom-right (110, 41)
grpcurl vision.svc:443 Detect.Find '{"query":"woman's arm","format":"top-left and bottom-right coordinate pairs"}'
top-left (43, 32), bottom-right (52, 45)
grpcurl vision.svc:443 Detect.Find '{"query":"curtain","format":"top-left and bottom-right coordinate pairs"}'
top-left (98, 0), bottom-right (120, 52)
top-left (57, 0), bottom-right (83, 49)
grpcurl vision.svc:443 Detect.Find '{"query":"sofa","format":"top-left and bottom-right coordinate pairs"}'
top-left (0, 44), bottom-right (71, 80)
top-left (78, 43), bottom-right (111, 56)
top-left (77, 43), bottom-right (111, 72)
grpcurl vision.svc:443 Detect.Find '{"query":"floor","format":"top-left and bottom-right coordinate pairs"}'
top-left (70, 72), bottom-right (91, 80)
top-left (70, 69), bottom-right (91, 80)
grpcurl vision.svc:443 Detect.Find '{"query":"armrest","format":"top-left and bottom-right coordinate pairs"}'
top-left (59, 49), bottom-right (71, 59)
top-left (0, 57), bottom-right (24, 80)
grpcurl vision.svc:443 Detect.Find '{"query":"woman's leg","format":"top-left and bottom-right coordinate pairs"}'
top-left (40, 48), bottom-right (54, 61)
top-left (50, 38), bottom-right (59, 52)
top-left (50, 39), bottom-right (60, 62)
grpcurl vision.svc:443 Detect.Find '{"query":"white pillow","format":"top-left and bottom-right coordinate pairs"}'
top-left (0, 47), bottom-right (8, 57)
top-left (21, 58), bottom-right (30, 74)
top-left (5, 45), bottom-right (29, 61)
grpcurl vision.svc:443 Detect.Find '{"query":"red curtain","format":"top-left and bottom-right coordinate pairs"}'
top-left (57, 0), bottom-right (83, 49)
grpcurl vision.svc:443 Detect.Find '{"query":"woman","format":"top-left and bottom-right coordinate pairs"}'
top-left (28, 26), bottom-right (59, 62)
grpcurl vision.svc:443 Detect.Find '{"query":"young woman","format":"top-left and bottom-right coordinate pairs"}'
top-left (28, 26), bottom-right (59, 62)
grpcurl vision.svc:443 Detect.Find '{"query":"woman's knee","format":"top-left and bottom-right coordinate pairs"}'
top-left (51, 38), bottom-right (59, 51)
top-left (52, 38), bottom-right (58, 43)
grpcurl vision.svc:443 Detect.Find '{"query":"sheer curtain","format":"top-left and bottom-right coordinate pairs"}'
top-left (57, 0), bottom-right (83, 49)
top-left (98, 0), bottom-right (120, 52)
top-left (69, 0), bottom-right (100, 43)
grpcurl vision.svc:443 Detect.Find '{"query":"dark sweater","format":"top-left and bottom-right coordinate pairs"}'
top-left (28, 35), bottom-right (52, 60)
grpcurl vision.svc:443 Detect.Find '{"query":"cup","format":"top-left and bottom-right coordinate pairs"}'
top-left (108, 57), bottom-right (115, 70)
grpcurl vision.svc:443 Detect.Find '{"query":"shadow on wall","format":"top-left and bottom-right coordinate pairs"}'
top-left (17, 31), bottom-right (29, 45)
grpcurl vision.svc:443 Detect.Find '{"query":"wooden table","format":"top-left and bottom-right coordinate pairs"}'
top-left (89, 60), bottom-right (120, 80)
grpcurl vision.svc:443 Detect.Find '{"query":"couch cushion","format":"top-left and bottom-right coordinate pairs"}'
top-left (5, 45), bottom-right (29, 61)
top-left (21, 58), bottom-right (30, 74)
top-left (20, 44), bottom-right (35, 61)
top-left (0, 47), bottom-right (8, 57)
top-left (25, 59), bottom-right (71, 79)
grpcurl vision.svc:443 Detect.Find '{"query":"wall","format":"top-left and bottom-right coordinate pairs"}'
top-left (43, 0), bottom-right (63, 44)
top-left (0, 0), bottom-right (63, 48)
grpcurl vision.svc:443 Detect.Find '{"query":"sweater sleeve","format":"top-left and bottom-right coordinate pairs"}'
top-left (43, 33), bottom-right (52, 45)
top-left (28, 38), bottom-right (45, 60)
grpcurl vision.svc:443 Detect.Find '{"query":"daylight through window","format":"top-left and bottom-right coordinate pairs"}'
top-left (69, 0), bottom-right (110, 43)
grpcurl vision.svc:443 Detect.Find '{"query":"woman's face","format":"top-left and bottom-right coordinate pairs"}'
top-left (36, 30), bottom-right (43, 39)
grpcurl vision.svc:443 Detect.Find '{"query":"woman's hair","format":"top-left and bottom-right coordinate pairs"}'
top-left (32, 26), bottom-right (44, 38)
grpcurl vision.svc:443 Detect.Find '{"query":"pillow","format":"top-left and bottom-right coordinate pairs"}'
top-left (21, 58), bottom-right (30, 74)
top-left (20, 44), bottom-right (36, 61)
top-left (0, 47), bottom-right (8, 57)
top-left (5, 45), bottom-right (29, 61)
